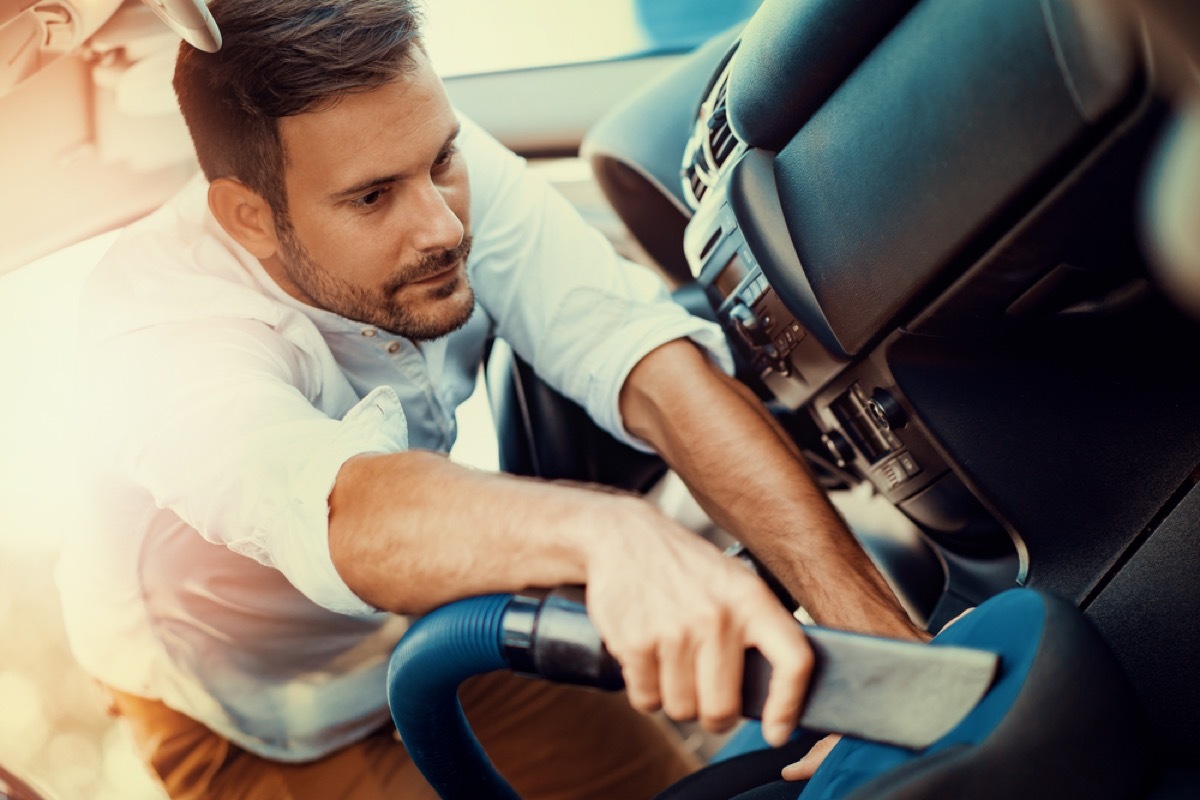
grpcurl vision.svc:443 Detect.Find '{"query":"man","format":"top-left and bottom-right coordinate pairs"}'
top-left (57, 1), bottom-right (919, 797)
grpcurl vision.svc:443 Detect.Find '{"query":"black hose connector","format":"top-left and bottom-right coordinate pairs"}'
top-left (508, 586), bottom-right (625, 690)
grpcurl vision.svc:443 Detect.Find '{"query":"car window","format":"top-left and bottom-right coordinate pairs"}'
top-left (422, 0), bottom-right (763, 77)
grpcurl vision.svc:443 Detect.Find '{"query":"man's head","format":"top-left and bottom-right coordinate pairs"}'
top-left (174, 0), bottom-right (475, 340)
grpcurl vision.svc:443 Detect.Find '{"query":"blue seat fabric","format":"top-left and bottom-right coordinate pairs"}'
top-left (800, 589), bottom-right (1045, 799)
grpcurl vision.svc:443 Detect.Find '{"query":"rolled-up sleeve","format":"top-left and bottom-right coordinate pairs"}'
top-left (84, 319), bottom-right (406, 615)
top-left (461, 117), bottom-right (734, 451)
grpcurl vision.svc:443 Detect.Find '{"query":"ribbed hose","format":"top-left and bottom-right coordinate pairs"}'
top-left (387, 593), bottom-right (520, 800)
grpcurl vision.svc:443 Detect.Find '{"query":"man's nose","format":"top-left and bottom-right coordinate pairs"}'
top-left (410, 184), bottom-right (464, 253)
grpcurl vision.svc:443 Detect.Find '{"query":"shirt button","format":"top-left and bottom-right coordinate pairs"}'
top-left (361, 328), bottom-right (377, 337)
top-left (386, 341), bottom-right (401, 353)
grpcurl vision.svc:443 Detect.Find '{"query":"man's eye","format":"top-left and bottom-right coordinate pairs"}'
top-left (433, 145), bottom-right (458, 170)
top-left (351, 187), bottom-right (390, 209)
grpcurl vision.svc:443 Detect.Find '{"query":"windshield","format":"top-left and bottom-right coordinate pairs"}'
top-left (423, 0), bottom-right (762, 76)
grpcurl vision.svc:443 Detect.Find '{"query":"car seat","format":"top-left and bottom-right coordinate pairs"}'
top-left (387, 587), bottom-right (1150, 799)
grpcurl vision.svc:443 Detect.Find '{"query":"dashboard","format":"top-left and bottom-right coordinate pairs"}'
top-left (664, 0), bottom-right (1200, 614)
top-left (620, 5), bottom-right (1200, 762)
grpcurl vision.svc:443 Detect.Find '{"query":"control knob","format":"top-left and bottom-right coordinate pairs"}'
top-left (729, 302), bottom-right (768, 347)
top-left (820, 430), bottom-right (856, 469)
top-left (867, 388), bottom-right (907, 430)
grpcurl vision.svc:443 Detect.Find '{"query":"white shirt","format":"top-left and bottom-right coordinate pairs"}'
top-left (56, 116), bottom-right (732, 761)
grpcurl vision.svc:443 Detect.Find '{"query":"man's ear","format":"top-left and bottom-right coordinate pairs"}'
top-left (208, 178), bottom-right (281, 260)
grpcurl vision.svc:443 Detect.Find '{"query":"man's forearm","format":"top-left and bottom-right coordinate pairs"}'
top-left (620, 339), bottom-right (922, 640)
top-left (326, 445), bottom-right (815, 742)
top-left (328, 451), bottom-right (595, 614)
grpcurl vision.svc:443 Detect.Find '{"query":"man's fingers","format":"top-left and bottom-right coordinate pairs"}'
top-left (617, 644), bottom-right (662, 714)
top-left (751, 615), bottom-right (812, 746)
top-left (781, 734), bottom-right (841, 781)
top-left (657, 632), bottom-right (698, 721)
top-left (585, 518), bottom-right (814, 737)
top-left (694, 620), bottom-right (742, 733)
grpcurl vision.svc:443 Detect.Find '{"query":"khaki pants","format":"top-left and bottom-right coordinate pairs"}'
top-left (107, 671), bottom-right (698, 800)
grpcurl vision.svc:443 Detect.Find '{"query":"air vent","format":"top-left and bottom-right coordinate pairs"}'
top-left (682, 51), bottom-right (746, 210)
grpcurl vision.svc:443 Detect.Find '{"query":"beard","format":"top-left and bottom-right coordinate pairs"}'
top-left (274, 220), bottom-right (475, 343)
top-left (275, 219), bottom-right (475, 341)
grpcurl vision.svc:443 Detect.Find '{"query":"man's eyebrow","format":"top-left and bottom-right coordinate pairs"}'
top-left (329, 125), bottom-right (462, 202)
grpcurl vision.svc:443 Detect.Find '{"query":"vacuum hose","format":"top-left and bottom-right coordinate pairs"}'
top-left (386, 587), bottom-right (621, 800)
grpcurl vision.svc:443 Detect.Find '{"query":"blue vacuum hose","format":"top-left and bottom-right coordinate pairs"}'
top-left (387, 593), bottom-right (517, 799)
top-left (387, 587), bottom-right (622, 799)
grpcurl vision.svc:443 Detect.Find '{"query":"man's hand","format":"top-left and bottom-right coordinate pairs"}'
top-left (620, 339), bottom-right (922, 641)
top-left (581, 495), bottom-right (812, 745)
top-left (330, 452), bottom-right (811, 743)
top-left (782, 734), bottom-right (841, 781)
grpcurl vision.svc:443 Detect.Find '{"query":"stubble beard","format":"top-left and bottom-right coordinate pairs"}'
top-left (276, 220), bottom-right (476, 341)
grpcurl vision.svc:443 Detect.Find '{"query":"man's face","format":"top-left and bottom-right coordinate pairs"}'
top-left (269, 50), bottom-right (473, 340)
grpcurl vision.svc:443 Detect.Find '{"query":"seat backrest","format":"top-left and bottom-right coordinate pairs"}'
top-left (485, 337), bottom-right (666, 492)
top-left (801, 589), bottom-right (1148, 800)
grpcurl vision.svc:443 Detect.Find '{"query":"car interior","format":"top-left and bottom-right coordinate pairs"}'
top-left (2, 0), bottom-right (1200, 798)
top-left (486, 0), bottom-right (1200, 797)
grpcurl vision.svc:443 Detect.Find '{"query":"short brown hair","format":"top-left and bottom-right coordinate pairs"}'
top-left (173, 0), bottom-right (424, 216)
